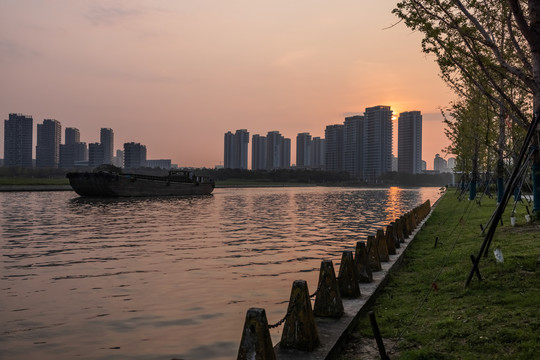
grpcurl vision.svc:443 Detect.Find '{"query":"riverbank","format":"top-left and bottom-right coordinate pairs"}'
top-left (339, 192), bottom-right (540, 359)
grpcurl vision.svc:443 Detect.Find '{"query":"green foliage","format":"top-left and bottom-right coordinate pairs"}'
top-left (341, 192), bottom-right (540, 359)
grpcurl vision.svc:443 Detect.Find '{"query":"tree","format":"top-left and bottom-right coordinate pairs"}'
top-left (394, 0), bottom-right (540, 218)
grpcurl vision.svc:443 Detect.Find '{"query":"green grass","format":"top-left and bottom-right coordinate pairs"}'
top-left (341, 192), bottom-right (540, 359)
top-left (0, 177), bottom-right (69, 185)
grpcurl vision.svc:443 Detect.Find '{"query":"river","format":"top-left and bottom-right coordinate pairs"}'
top-left (0, 186), bottom-right (441, 359)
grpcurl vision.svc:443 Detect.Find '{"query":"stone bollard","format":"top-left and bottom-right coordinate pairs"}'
top-left (389, 222), bottom-right (401, 249)
top-left (354, 241), bottom-right (373, 283)
top-left (408, 212), bottom-right (415, 232)
top-left (385, 225), bottom-right (397, 255)
top-left (395, 217), bottom-right (405, 243)
top-left (314, 260), bottom-right (344, 318)
top-left (401, 215), bottom-right (410, 238)
top-left (280, 280), bottom-right (320, 351)
top-left (367, 235), bottom-right (382, 272)
top-left (411, 208), bottom-right (418, 229)
top-left (338, 251), bottom-right (361, 298)
top-left (237, 308), bottom-right (276, 360)
top-left (376, 229), bottom-right (389, 262)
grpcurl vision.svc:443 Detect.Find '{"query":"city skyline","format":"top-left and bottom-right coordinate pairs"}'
top-left (0, 2), bottom-right (454, 169)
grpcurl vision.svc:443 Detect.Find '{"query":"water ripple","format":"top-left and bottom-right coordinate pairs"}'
top-left (0, 186), bottom-right (440, 360)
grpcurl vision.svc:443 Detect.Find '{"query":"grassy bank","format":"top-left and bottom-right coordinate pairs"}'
top-left (0, 177), bottom-right (69, 185)
top-left (340, 192), bottom-right (539, 359)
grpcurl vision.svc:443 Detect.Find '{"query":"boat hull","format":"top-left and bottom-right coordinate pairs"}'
top-left (67, 172), bottom-right (214, 197)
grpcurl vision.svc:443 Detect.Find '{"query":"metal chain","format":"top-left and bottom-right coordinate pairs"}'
top-left (268, 298), bottom-right (296, 329)
top-left (268, 280), bottom-right (323, 329)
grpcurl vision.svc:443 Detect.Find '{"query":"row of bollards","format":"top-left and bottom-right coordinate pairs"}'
top-left (237, 200), bottom-right (431, 360)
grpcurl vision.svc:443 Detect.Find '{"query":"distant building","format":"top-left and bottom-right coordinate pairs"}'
top-left (324, 124), bottom-right (344, 172)
top-left (282, 138), bottom-right (291, 169)
top-left (296, 132), bottom-right (312, 168)
top-left (224, 129), bottom-right (249, 169)
top-left (434, 153), bottom-right (448, 172)
top-left (147, 159), bottom-right (172, 169)
top-left (124, 142), bottom-right (147, 169)
top-left (36, 119), bottom-right (61, 168)
top-left (266, 131), bottom-right (290, 169)
top-left (364, 105), bottom-right (393, 182)
top-left (60, 142), bottom-right (88, 168)
top-left (60, 127), bottom-right (88, 168)
top-left (421, 160), bottom-right (427, 171)
top-left (392, 155), bottom-right (398, 172)
top-left (252, 134), bottom-right (267, 170)
top-left (100, 128), bottom-right (114, 165)
top-left (311, 137), bottom-right (325, 169)
top-left (4, 113), bottom-right (33, 168)
top-left (447, 157), bottom-right (456, 171)
top-left (65, 127), bottom-right (80, 145)
top-left (114, 149), bottom-right (124, 168)
top-left (88, 143), bottom-right (104, 168)
top-left (398, 111), bottom-right (422, 174)
top-left (343, 115), bottom-right (364, 178)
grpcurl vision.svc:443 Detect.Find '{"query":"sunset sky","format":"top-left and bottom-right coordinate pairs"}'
top-left (1, 0), bottom-right (455, 169)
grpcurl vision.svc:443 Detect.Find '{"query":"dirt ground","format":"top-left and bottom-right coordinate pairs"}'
top-left (339, 336), bottom-right (399, 360)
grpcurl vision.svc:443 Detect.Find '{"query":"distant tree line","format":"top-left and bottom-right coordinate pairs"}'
top-left (0, 165), bottom-right (453, 187)
top-left (379, 171), bottom-right (453, 187)
top-left (197, 168), bottom-right (351, 184)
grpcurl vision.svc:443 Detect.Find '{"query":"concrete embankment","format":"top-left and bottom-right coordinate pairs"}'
top-left (237, 198), bottom-right (438, 360)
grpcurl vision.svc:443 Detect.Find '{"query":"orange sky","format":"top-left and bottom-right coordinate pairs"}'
top-left (0, 1), bottom-right (454, 169)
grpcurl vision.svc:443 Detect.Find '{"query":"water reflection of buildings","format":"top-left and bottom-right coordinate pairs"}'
top-left (385, 186), bottom-right (403, 223)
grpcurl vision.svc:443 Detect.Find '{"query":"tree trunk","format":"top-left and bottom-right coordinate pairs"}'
top-left (497, 105), bottom-right (506, 203)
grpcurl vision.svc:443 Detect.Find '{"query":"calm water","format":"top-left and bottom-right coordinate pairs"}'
top-left (1, 186), bottom-right (441, 360)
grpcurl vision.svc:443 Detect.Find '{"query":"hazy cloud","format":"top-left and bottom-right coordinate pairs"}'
top-left (85, 2), bottom-right (141, 26)
top-left (0, 40), bottom-right (40, 62)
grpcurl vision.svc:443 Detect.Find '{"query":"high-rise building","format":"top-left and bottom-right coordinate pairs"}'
top-left (363, 105), bottom-right (393, 182)
top-left (4, 113), bottom-right (33, 168)
top-left (296, 132), bottom-right (312, 168)
top-left (447, 157), bottom-right (456, 171)
top-left (398, 111), bottom-right (422, 174)
top-left (100, 128), bottom-right (114, 165)
top-left (434, 153), bottom-right (448, 172)
top-left (146, 159), bottom-right (172, 169)
top-left (343, 116), bottom-right (364, 178)
top-left (223, 129), bottom-right (249, 169)
top-left (252, 134), bottom-right (267, 170)
top-left (282, 138), bottom-right (291, 169)
top-left (311, 137), bottom-right (325, 169)
top-left (36, 119), bottom-right (61, 168)
top-left (114, 149), bottom-right (124, 168)
top-left (59, 142), bottom-right (88, 168)
top-left (59, 127), bottom-right (87, 168)
top-left (65, 127), bottom-right (80, 145)
top-left (124, 142), bottom-right (147, 169)
top-left (88, 143), bottom-right (104, 168)
top-left (266, 131), bottom-right (290, 170)
top-left (324, 124), bottom-right (344, 172)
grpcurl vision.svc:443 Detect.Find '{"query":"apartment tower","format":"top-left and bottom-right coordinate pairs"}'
top-left (100, 128), bottom-right (114, 165)
top-left (36, 119), bottom-right (61, 168)
top-left (363, 105), bottom-right (393, 182)
top-left (398, 111), bottom-right (422, 174)
top-left (252, 134), bottom-right (267, 170)
top-left (343, 115), bottom-right (365, 178)
top-left (324, 124), bottom-right (344, 172)
top-left (223, 129), bottom-right (250, 169)
top-left (4, 113), bottom-right (33, 167)
top-left (296, 132), bottom-right (312, 168)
